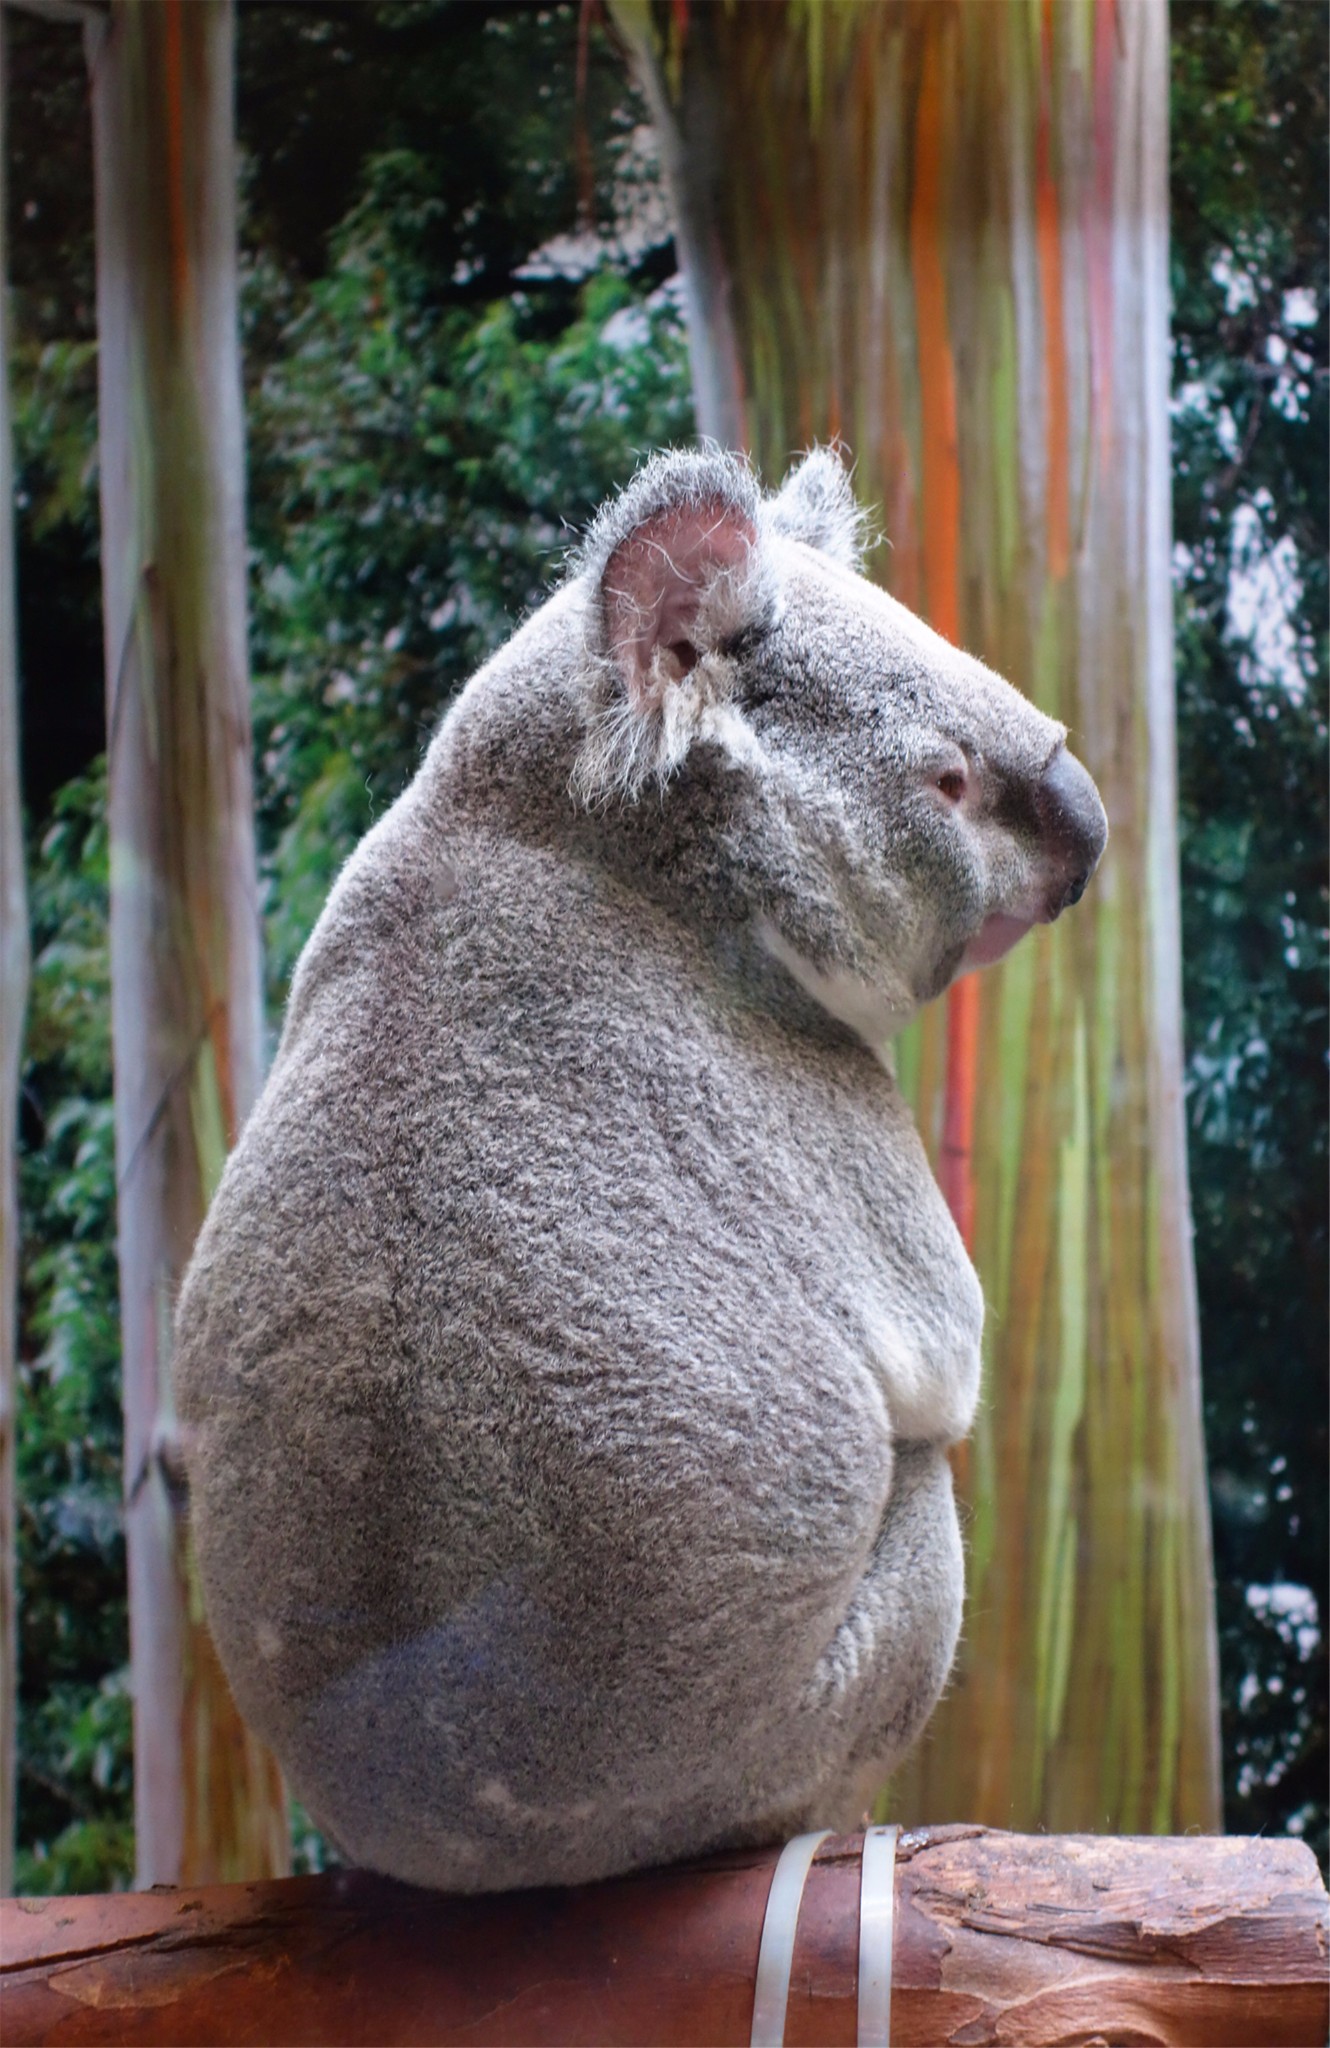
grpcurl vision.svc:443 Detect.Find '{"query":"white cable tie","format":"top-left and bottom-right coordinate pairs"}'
top-left (749, 1828), bottom-right (832, 2048)
top-left (856, 1823), bottom-right (900, 2047)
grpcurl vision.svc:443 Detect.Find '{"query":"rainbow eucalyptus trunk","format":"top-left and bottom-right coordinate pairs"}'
top-left (86, 0), bottom-right (287, 1885)
top-left (614, 0), bottom-right (1221, 1833)
top-left (0, 10), bottom-right (27, 1897)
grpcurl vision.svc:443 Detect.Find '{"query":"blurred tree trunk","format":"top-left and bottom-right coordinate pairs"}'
top-left (614, 0), bottom-right (1222, 1833)
top-left (0, 8), bottom-right (29, 1899)
top-left (85, 0), bottom-right (287, 1886)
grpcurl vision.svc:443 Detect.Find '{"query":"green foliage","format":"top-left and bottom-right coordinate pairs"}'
top-left (1171, 0), bottom-right (1328, 1865)
top-left (245, 154), bottom-right (691, 994)
top-left (10, 330), bottom-right (103, 817)
top-left (15, 769), bottom-right (132, 1894)
top-left (11, 340), bottom-right (98, 544)
top-left (235, 1), bottom-right (649, 294)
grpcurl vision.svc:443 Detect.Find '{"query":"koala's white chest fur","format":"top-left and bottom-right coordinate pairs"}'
top-left (758, 921), bottom-right (912, 1064)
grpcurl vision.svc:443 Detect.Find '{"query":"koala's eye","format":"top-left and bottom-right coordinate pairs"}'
top-left (720, 622), bottom-right (769, 661)
top-left (936, 767), bottom-right (967, 804)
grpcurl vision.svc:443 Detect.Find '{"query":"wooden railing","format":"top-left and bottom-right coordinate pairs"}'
top-left (3, 1825), bottom-right (1327, 2045)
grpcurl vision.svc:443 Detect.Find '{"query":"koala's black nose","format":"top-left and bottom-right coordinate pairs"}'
top-left (1036, 747), bottom-right (1108, 914)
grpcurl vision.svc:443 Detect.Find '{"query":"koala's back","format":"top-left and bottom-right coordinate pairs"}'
top-left (177, 445), bottom-right (1109, 1890)
top-left (176, 756), bottom-right (974, 1889)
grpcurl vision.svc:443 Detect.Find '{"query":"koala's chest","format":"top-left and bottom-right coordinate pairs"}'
top-left (404, 878), bottom-right (982, 1443)
top-left (292, 840), bottom-right (983, 1447)
top-left (642, 1018), bottom-right (982, 1442)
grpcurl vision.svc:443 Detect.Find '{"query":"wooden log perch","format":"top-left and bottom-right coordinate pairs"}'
top-left (2, 1827), bottom-right (1326, 2046)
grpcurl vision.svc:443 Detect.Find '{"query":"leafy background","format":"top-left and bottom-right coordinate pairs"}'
top-left (7, 0), bottom-right (1326, 1890)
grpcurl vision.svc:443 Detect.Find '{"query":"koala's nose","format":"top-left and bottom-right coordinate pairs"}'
top-left (1036, 747), bottom-right (1108, 915)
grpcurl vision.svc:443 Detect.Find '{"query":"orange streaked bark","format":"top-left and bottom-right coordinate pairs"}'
top-left (1090, 0), bottom-right (1119, 465)
top-left (614, 0), bottom-right (1221, 1835)
top-left (939, 972), bottom-right (981, 1253)
top-left (1036, 0), bottom-right (1070, 581)
top-left (908, 20), bottom-right (962, 648)
top-left (906, 17), bottom-right (974, 1252)
top-left (161, 0), bottom-right (189, 316)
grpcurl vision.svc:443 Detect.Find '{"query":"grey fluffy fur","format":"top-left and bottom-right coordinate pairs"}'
top-left (175, 447), bottom-right (1105, 1893)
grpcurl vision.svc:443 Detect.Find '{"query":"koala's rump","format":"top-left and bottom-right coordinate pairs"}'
top-left (176, 827), bottom-right (963, 1883)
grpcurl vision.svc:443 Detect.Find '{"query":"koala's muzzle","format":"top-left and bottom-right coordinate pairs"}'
top-left (1035, 747), bottom-right (1108, 917)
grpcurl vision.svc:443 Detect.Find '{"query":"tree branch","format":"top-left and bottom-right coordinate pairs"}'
top-left (3, 1828), bottom-right (1327, 2046)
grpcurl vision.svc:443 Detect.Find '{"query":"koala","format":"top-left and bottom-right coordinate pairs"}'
top-left (174, 447), bottom-right (1106, 1893)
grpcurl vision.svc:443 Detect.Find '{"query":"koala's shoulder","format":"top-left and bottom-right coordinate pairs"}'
top-left (273, 780), bottom-right (466, 1055)
top-left (273, 775), bottom-right (677, 1109)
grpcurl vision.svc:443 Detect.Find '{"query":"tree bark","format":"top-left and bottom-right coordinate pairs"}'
top-left (2, 1829), bottom-right (1326, 2046)
top-left (0, 8), bottom-right (30, 1901)
top-left (85, 0), bottom-right (286, 1887)
top-left (612, 0), bottom-right (1221, 1835)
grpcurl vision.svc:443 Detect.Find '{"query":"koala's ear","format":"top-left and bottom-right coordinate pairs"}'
top-left (769, 447), bottom-right (867, 569)
top-left (602, 497), bottom-right (759, 713)
top-left (572, 450), bottom-right (776, 805)
top-left (593, 451), bottom-right (768, 713)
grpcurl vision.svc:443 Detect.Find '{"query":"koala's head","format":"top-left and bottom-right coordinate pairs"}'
top-left (567, 446), bottom-right (1106, 1032)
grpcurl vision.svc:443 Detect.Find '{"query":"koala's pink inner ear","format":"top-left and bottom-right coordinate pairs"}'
top-left (603, 497), bottom-right (757, 713)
